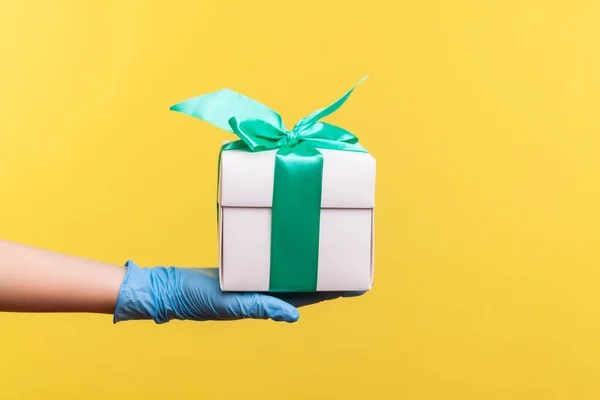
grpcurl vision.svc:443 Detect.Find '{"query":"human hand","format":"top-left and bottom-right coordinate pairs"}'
top-left (113, 261), bottom-right (365, 324)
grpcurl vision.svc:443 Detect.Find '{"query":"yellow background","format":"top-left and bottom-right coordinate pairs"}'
top-left (1, 1), bottom-right (599, 399)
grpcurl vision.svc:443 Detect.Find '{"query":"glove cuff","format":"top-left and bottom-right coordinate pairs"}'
top-left (113, 260), bottom-right (163, 324)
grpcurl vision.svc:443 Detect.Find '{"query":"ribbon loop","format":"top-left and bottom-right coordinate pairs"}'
top-left (228, 118), bottom-right (286, 151)
top-left (299, 122), bottom-right (359, 144)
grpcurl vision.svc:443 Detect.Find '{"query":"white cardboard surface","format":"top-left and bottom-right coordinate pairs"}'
top-left (220, 207), bottom-right (374, 291)
top-left (218, 147), bottom-right (375, 292)
top-left (220, 148), bottom-right (376, 208)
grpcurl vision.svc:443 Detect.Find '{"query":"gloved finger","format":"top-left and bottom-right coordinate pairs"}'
top-left (231, 293), bottom-right (300, 323)
top-left (270, 291), bottom-right (367, 308)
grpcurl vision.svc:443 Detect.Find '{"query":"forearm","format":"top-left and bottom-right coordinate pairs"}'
top-left (0, 240), bottom-right (125, 314)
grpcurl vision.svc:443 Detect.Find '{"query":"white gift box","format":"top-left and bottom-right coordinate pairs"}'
top-left (218, 146), bottom-right (376, 292)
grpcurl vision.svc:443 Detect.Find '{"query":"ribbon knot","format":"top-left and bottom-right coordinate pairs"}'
top-left (285, 129), bottom-right (298, 141)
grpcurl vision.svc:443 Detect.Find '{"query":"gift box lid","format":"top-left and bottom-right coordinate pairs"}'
top-left (219, 148), bottom-right (376, 209)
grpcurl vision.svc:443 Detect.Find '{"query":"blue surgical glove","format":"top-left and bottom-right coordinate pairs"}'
top-left (113, 261), bottom-right (364, 324)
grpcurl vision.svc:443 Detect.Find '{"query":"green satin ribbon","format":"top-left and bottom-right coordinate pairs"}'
top-left (170, 77), bottom-right (368, 292)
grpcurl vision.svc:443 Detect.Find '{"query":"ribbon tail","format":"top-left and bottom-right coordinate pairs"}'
top-left (170, 89), bottom-right (286, 133)
top-left (293, 76), bottom-right (369, 131)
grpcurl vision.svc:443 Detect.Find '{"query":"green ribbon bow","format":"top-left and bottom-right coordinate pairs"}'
top-left (170, 77), bottom-right (368, 292)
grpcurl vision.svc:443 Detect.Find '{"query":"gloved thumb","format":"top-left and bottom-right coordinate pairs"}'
top-left (234, 293), bottom-right (300, 323)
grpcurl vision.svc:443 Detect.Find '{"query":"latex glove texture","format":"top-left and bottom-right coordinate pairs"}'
top-left (113, 261), bottom-right (364, 324)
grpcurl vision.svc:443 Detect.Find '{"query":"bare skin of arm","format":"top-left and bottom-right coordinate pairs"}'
top-left (0, 240), bottom-right (125, 314)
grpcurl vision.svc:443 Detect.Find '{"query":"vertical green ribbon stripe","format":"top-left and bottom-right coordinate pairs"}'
top-left (170, 78), bottom-right (368, 292)
top-left (270, 141), bottom-right (323, 291)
